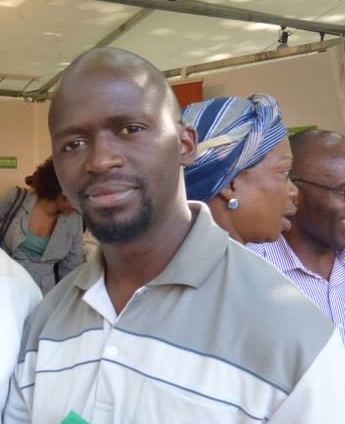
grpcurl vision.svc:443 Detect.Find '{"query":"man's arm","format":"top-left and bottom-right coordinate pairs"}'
top-left (268, 329), bottom-right (345, 423)
top-left (3, 372), bottom-right (31, 424)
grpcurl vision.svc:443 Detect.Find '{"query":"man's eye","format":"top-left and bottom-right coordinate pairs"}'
top-left (119, 125), bottom-right (145, 135)
top-left (62, 139), bottom-right (86, 152)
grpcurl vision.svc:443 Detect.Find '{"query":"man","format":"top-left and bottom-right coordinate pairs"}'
top-left (249, 129), bottom-right (345, 345)
top-left (4, 48), bottom-right (345, 424)
top-left (0, 248), bottom-right (41, 422)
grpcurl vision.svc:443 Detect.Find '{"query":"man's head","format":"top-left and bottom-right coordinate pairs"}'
top-left (287, 129), bottom-right (345, 251)
top-left (49, 47), bottom-right (196, 243)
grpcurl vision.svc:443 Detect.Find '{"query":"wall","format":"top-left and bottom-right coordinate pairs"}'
top-left (0, 100), bottom-right (50, 193)
top-left (202, 45), bottom-right (345, 134)
top-left (0, 45), bottom-right (344, 193)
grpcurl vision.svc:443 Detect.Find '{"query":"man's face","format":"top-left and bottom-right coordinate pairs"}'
top-left (290, 141), bottom-right (345, 251)
top-left (50, 67), bottom-right (195, 243)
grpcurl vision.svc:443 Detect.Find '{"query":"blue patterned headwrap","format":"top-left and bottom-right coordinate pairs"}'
top-left (183, 94), bottom-right (288, 202)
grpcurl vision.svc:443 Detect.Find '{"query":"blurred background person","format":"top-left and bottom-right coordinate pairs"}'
top-left (0, 248), bottom-right (41, 419)
top-left (248, 129), bottom-right (345, 345)
top-left (183, 94), bottom-right (298, 244)
top-left (0, 157), bottom-right (83, 295)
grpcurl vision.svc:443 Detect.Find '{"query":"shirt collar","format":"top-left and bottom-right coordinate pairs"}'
top-left (262, 235), bottom-right (307, 273)
top-left (75, 201), bottom-right (229, 292)
top-left (147, 201), bottom-right (229, 288)
top-left (263, 236), bottom-right (345, 276)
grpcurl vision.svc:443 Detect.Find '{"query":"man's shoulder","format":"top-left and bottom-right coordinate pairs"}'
top-left (19, 257), bottom-right (102, 355)
top-left (37, 255), bottom-right (100, 314)
top-left (228, 236), bottom-right (286, 275)
top-left (246, 236), bottom-right (295, 271)
top-left (225, 236), bottom-right (334, 334)
top-left (223, 237), bottom-right (336, 383)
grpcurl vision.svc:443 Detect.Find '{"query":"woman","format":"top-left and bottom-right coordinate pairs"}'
top-left (183, 94), bottom-right (297, 244)
top-left (0, 157), bottom-right (83, 295)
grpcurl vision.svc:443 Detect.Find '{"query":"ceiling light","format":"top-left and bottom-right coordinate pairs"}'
top-left (277, 26), bottom-right (292, 49)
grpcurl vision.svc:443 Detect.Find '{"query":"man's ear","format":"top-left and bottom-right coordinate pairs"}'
top-left (180, 124), bottom-right (198, 166)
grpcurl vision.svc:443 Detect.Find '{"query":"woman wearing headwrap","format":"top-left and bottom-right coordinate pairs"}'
top-left (183, 94), bottom-right (298, 244)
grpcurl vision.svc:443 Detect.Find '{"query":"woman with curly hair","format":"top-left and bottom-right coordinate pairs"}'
top-left (0, 157), bottom-right (83, 295)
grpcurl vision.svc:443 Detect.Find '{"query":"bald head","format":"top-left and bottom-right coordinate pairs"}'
top-left (289, 129), bottom-right (345, 179)
top-left (59, 47), bottom-right (165, 87)
top-left (49, 47), bottom-right (181, 127)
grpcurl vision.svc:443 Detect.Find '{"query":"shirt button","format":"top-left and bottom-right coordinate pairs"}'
top-left (105, 345), bottom-right (119, 358)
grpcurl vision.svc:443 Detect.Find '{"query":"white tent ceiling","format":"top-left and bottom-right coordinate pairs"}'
top-left (0, 0), bottom-right (344, 101)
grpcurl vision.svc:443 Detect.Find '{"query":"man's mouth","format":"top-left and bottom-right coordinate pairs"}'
top-left (83, 181), bottom-right (139, 208)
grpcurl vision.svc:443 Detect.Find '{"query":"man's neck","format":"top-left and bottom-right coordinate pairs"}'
top-left (283, 231), bottom-right (336, 280)
top-left (101, 203), bottom-right (199, 313)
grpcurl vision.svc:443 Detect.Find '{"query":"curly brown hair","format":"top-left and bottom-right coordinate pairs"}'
top-left (26, 157), bottom-right (63, 200)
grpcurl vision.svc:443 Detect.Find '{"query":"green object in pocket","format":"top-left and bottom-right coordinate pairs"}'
top-left (60, 411), bottom-right (89, 424)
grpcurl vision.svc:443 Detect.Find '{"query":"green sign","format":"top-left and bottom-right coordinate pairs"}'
top-left (288, 125), bottom-right (317, 136)
top-left (0, 156), bottom-right (17, 169)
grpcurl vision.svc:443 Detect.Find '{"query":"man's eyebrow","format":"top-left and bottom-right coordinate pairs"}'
top-left (52, 126), bottom-right (84, 139)
top-left (106, 113), bottom-right (149, 124)
top-left (52, 114), bottom-right (148, 139)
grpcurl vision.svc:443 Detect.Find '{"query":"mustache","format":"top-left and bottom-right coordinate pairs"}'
top-left (77, 173), bottom-right (144, 198)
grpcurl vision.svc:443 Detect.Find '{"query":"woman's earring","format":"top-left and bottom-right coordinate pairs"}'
top-left (228, 198), bottom-right (239, 210)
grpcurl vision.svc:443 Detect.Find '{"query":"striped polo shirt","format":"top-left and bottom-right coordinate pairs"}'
top-left (248, 235), bottom-right (345, 344)
top-left (4, 203), bottom-right (345, 424)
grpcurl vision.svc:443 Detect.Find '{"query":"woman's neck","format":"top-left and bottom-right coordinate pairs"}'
top-left (36, 198), bottom-right (59, 216)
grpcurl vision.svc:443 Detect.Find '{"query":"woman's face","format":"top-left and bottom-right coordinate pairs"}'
top-left (230, 137), bottom-right (298, 243)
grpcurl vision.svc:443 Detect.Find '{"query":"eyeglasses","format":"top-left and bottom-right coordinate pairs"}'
top-left (291, 178), bottom-right (345, 198)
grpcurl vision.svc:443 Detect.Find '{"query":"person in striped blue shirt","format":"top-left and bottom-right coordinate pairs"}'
top-left (248, 129), bottom-right (345, 344)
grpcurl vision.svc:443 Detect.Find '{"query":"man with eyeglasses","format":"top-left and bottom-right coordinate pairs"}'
top-left (248, 128), bottom-right (345, 345)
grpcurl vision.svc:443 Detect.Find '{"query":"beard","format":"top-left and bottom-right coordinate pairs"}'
top-left (82, 194), bottom-right (153, 243)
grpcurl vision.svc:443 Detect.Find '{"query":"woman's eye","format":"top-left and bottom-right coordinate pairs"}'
top-left (62, 139), bottom-right (86, 152)
top-left (280, 170), bottom-right (291, 180)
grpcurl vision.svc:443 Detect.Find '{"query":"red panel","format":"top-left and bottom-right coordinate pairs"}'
top-left (171, 80), bottom-right (203, 108)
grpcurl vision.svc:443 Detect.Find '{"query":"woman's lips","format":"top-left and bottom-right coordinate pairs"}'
top-left (282, 216), bottom-right (292, 232)
top-left (281, 206), bottom-right (297, 232)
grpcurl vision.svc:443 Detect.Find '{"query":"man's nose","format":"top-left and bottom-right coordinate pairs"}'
top-left (86, 132), bottom-right (125, 174)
